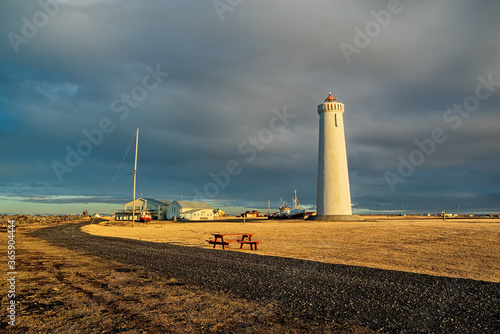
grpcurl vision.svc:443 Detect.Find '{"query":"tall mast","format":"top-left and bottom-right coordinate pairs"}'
top-left (132, 128), bottom-right (139, 227)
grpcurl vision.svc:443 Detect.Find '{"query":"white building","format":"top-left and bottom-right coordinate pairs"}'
top-left (166, 201), bottom-right (214, 220)
top-left (115, 198), bottom-right (170, 221)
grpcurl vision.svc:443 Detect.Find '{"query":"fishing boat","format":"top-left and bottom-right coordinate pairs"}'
top-left (288, 190), bottom-right (305, 219)
top-left (272, 190), bottom-right (305, 219)
top-left (278, 198), bottom-right (290, 217)
top-left (140, 199), bottom-right (152, 222)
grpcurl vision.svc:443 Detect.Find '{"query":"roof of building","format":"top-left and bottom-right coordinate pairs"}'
top-left (122, 198), bottom-right (170, 206)
top-left (172, 201), bottom-right (213, 209)
top-left (148, 198), bottom-right (171, 205)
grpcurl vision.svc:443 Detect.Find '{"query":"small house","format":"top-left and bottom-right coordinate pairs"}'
top-left (166, 201), bottom-right (214, 221)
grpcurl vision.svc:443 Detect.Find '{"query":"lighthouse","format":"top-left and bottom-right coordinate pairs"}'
top-left (314, 93), bottom-right (361, 221)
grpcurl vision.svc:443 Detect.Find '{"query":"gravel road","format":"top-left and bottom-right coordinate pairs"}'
top-left (34, 223), bottom-right (499, 333)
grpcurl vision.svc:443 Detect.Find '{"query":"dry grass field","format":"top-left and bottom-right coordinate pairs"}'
top-left (2, 217), bottom-right (497, 332)
top-left (0, 225), bottom-right (372, 333)
top-left (83, 216), bottom-right (500, 282)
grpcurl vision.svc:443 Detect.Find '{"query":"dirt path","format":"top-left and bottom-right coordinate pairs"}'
top-left (33, 222), bottom-right (500, 333)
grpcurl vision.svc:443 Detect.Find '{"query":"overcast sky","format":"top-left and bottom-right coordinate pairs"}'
top-left (1, 0), bottom-right (499, 215)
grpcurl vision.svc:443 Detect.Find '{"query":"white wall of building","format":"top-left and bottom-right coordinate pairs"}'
top-left (166, 201), bottom-right (214, 220)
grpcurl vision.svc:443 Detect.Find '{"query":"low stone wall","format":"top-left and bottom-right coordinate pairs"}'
top-left (0, 214), bottom-right (86, 227)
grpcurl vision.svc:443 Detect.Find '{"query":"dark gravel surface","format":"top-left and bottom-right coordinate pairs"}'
top-left (34, 223), bottom-right (499, 333)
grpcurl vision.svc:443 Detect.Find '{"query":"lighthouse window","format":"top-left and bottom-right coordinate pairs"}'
top-left (335, 114), bottom-right (338, 127)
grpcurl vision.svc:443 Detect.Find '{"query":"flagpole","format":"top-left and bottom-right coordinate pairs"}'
top-left (132, 128), bottom-right (139, 227)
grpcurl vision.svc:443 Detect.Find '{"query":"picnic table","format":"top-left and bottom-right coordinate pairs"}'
top-left (208, 233), bottom-right (261, 250)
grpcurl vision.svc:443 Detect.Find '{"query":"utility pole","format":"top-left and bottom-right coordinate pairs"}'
top-left (132, 128), bottom-right (139, 227)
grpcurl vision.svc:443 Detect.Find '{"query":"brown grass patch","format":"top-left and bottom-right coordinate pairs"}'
top-left (84, 217), bottom-right (500, 282)
top-left (0, 226), bottom-right (372, 333)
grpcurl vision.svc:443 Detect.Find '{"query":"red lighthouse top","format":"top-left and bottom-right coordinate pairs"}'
top-left (324, 92), bottom-right (337, 102)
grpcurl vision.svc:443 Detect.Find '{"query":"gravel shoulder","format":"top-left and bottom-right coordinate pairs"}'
top-left (35, 222), bottom-right (500, 333)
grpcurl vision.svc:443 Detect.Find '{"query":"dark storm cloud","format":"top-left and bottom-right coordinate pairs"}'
top-left (1, 0), bottom-right (499, 214)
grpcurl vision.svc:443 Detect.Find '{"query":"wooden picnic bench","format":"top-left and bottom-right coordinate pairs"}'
top-left (208, 233), bottom-right (261, 250)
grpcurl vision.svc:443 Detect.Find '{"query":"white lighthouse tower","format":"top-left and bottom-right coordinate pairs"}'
top-left (314, 92), bottom-right (361, 221)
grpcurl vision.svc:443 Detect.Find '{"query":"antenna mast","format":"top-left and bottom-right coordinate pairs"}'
top-left (132, 128), bottom-right (139, 227)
